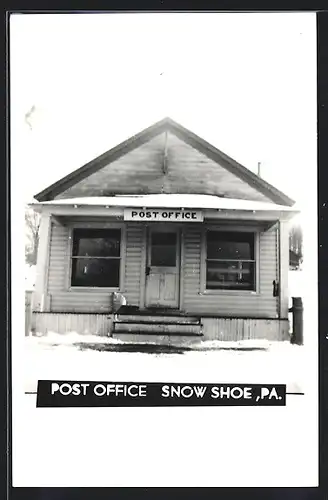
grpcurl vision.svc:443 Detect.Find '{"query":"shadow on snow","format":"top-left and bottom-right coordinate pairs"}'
top-left (50, 342), bottom-right (270, 355)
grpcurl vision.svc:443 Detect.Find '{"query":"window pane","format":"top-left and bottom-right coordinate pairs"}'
top-left (206, 261), bottom-right (255, 290)
top-left (71, 258), bottom-right (120, 287)
top-left (72, 229), bottom-right (121, 257)
top-left (151, 232), bottom-right (177, 266)
top-left (207, 231), bottom-right (254, 260)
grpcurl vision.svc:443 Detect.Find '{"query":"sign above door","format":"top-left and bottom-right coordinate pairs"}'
top-left (124, 208), bottom-right (204, 222)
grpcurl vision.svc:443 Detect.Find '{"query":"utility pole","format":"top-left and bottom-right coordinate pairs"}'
top-left (162, 130), bottom-right (168, 175)
top-left (257, 161), bottom-right (261, 177)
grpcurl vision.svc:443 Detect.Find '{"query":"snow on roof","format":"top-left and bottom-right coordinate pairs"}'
top-left (34, 194), bottom-right (298, 212)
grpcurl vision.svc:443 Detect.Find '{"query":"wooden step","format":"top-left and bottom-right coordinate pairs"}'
top-left (113, 322), bottom-right (203, 336)
top-left (112, 333), bottom-right (204, 346)
top-left (114, 315), bottom-right (200, 325)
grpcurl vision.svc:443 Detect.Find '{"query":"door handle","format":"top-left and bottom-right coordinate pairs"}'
top-left (146, 266), bottom-right (151, 276)
top-left (272, 280), bottom-right (280, 297)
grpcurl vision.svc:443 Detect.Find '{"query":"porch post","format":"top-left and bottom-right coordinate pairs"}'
top-left (279, 219), bottom-right (289, 318)
top-left (33, 212), bottom-right (52, 312)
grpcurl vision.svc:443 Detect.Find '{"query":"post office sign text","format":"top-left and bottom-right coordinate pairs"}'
top-left (124, 208), bottom-right (204, 222)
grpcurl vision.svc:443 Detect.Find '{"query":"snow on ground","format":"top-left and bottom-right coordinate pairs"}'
top-left (23, 270), bottom-right (307, 393)
top-left (24, 332), bottom-right (307, 394)
top-left (20, 331), bottom-right (316, 487)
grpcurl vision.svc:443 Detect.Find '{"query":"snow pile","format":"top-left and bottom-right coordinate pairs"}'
top-left (31, 331), bottom-right (124, 346)
top-left (192, 339), bottom-right (270, 350)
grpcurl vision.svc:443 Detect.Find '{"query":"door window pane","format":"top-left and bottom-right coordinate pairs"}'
top-left (151, 232), bottom-right (177, 267)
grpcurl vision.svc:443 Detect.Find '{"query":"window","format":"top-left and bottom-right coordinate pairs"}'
top-left (206, 231), bottom-right (256, 291)
top-left (71, 228), bottom-right (121, 288)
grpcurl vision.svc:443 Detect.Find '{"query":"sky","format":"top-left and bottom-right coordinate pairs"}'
top-left (10, 13), bottom-right (317, 212)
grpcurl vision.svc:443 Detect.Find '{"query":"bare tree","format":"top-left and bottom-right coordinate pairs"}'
top-left (25, 206), bottom-right (40, 265)
top-left (289, 224), bottom-right (303, 259)
top-left (289, 223), bottom-right (303, 270)
top-left (24, 105), bottom-right (40, 265)
top-left (24, 104), bottom-right (36, 131)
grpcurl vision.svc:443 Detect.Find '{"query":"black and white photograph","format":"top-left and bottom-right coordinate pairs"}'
top-left (10, 12), bottom-right (318, 487)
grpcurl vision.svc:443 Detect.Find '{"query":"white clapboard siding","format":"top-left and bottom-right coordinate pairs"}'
top-left (123, 223), bottom-right (144, 305)
top-left (46, 221), bottom-right (279, 317)
top-left (182, 227), bottom-right (279, 318)
top-left (47, 222), bottom-right (143, 312)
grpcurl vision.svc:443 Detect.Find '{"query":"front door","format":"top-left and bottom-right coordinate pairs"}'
top-left (145, 227), bottom-right (180, 309)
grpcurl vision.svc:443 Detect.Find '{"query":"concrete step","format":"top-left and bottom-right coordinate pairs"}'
top-left (114, 315), bottom-right (200, 325)
top-left (113, 322), bottom-right (203, 335)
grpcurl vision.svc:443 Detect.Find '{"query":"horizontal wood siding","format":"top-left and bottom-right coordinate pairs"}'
top-left (183, 226), bottom-right (278, 317)
top-left (279, 221), bottom-right (290, 319)
top-left (46, 222), bottom-right (143, 313)
top-left (124, 223), bottom-right (143, 305)
top-left (45, 221), bottom-right (279, 318)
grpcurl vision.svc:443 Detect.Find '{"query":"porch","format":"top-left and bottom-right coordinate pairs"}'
top-left (29, 193), bottom-right (297, 344)
top-left (31, 310), bottom-right (290, 343)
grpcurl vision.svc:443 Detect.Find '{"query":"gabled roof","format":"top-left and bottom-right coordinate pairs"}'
top-left (34, 117), bottom-right (295, 206)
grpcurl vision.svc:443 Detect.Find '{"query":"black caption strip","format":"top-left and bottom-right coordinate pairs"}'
top-left (37, 381), bottom-right (286, 407)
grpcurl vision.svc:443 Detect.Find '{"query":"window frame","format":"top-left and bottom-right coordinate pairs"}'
top-left (67, 223), bottom-right (126, 291)
top-left (200, 226), bottom-right (260, 295)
